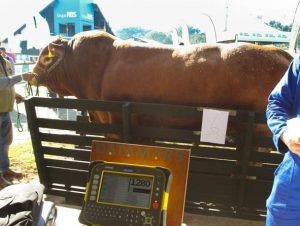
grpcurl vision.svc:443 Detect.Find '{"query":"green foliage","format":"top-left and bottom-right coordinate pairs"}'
top-left (116, 25), bottom-right (206, 45)
top-left (116, 27), bottom-right (151, 40)
top-left (189, 33), bottom-right (206, 44)
top-left (188, 26), bottom-right (206, 44)
top-left (267, 20), bottom-right (300, 50)
top-left (116, 26), bottom-right (172, 44)
top-left (144, 31), bottom-right (172, 44)
top-left (268, 20), bottom-right (292, 32)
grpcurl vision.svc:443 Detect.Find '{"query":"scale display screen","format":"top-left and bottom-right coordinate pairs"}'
top-left (98, 171), bottom-right (154, 208)
top-left (79, 161), bottom-right (171, 226)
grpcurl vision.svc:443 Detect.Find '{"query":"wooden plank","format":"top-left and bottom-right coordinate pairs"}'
top-left (247, 165), bottom-right (276, 180)
top-left (45, 189), bottom-right (85, 206)
top-left (37, 118), bottom-right (122, 135)
top-left (184, 205), bottom-right (266, 221)
top-left (250, 151), bottom-right (283, 164)
top-left (44, 159), bottom-right (89, 170)
top-left (39, 133), bottom-right (110, 146)
top-left (50, 183), bottom-right (85, 192)
top-left (252, 135), bottom-right (275, 148)
top-left (132, 126), bottom-right (197, 142)
top-left (186, 173), bottom-right (239, 206)
top-left (131, 102), bottom-right (203, 118)
top-left (42, 146), bottom-right (91, 161)
top-left (191, 146), bottom-right (238, 160)
top-left (243, 180), bottom-right (273, 209)
top-left (189, 158), bottom-right (239, 175)
top-left (30, 97), bottom-right (123, 111)
top-left (46, 167), bottom-right (88, 187)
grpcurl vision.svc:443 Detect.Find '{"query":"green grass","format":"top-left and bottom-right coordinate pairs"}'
top-left (8, 141), bottom-right (75, 184)
top-left (9, 141), bottom-right (38, 183)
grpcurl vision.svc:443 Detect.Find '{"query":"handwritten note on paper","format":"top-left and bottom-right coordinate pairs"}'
top-left (200, 109), bottom-right (229, 144)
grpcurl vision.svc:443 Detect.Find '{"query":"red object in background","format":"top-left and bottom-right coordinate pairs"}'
top-left (6, 52), bottom-right (16, 63)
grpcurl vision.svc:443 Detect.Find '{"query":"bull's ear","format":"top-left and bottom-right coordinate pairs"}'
top-left (48, 40), bottom-right (67, 58)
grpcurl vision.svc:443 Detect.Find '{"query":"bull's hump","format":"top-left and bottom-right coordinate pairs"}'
top-left (74, 30), bottom-right (116, 42)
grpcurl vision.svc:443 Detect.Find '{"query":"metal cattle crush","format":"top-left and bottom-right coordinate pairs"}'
top-left (24, 97), bottom-right (282, 221)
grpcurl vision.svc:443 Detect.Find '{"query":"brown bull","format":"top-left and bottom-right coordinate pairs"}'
top-left (31, 30), bottom-right (292, 134)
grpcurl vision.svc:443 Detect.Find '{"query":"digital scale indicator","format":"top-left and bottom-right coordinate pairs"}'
top-left (99, 171), bottom-right (153, 209)
top-left (79, 161), bottom-right (172, 226)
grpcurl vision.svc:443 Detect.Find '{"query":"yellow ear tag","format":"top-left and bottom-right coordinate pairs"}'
top-left (48, 51), bottom-right (54, 57)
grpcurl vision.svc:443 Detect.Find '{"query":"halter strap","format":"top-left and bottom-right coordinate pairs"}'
top-left (35, 56), bottom-right (63, 74)
top-left (34, 56), bottom-right (64, 86)
top-left (47, 56), bottom-right (63, 73)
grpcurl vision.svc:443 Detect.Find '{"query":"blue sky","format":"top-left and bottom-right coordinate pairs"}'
top-left (0, 0), bottom-right (299, 38)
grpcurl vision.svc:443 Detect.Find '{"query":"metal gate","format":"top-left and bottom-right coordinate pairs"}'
top-left (24, 97), bottom-right (282, 221)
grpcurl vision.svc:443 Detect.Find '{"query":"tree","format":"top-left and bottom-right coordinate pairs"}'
top-left (267, 20), bottom-right (300, 50)
top-left (188, 26), bottom-right (206, 44)
top-left (116, 27), bottom-right (150, 40)
top-left (116, 27), bottom-right (172, 44)
top-left (116, 25), bottom-right (206, 45)
top-left (144, 31), bottom-right (172, 44)
top-left (267, 20), bottom-right (291, 32)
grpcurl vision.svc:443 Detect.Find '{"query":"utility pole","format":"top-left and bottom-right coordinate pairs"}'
top-left (224, 0), bottom-right (229, 31)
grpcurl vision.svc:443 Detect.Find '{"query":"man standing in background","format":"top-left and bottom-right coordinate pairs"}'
top-left (0, 45), bottom-right (35, 187)
top-left (0, 47), bottom-right (15, 75)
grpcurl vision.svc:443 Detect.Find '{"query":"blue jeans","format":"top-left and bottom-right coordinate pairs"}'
top-left (0, 112), bottom-right (13, 173)
top-left (266, 209), bottom-right (300, 226)
top-left (266, 152), bottom-right (300, 225)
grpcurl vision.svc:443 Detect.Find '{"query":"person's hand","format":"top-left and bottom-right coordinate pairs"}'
top-left (22, 72), bottom-right (36, 82)
top-left (281, 118), bottom-right (300, 155)
top-left (15, 93), bottom-right (24, 104)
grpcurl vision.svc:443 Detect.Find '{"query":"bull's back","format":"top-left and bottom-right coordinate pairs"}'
top-left (101, 42), bottom-right (292, 113)
top-left (220, 44), bottom-right (292, 111)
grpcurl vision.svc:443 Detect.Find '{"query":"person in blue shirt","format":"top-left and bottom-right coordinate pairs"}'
top-left (266, 55), bottom-right (300, 226)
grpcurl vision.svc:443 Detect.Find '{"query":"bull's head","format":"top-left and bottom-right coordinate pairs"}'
top-left (30, 37), bottom-right (68, 86)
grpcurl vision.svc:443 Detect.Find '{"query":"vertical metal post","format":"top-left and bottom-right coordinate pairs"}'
top-left (122, 102), bottom-right (132, 143)
top-left (236, 111), bottom-right (255, 216)
top-left (24, 98), bottom-right (48, 187)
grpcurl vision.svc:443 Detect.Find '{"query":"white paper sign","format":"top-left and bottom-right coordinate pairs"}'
top-left (200, 109), bottom-right (229, 144)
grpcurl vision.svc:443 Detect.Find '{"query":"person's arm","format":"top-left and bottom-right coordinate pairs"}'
top-left (0, 74), bottom-right (22, 89)
top-left (266, 56), bottom-right (300, 154)
top-left (0, 72), bottom-right (36, 90)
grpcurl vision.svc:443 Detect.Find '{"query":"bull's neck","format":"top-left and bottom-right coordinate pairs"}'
top-left (46, 60), bottom-right (72, 96)
top-left (47, 61), bottom-right (90, 98)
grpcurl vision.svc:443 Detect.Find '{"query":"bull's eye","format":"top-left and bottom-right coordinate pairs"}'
top-left (43, 56), bottom-right (53, 65)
